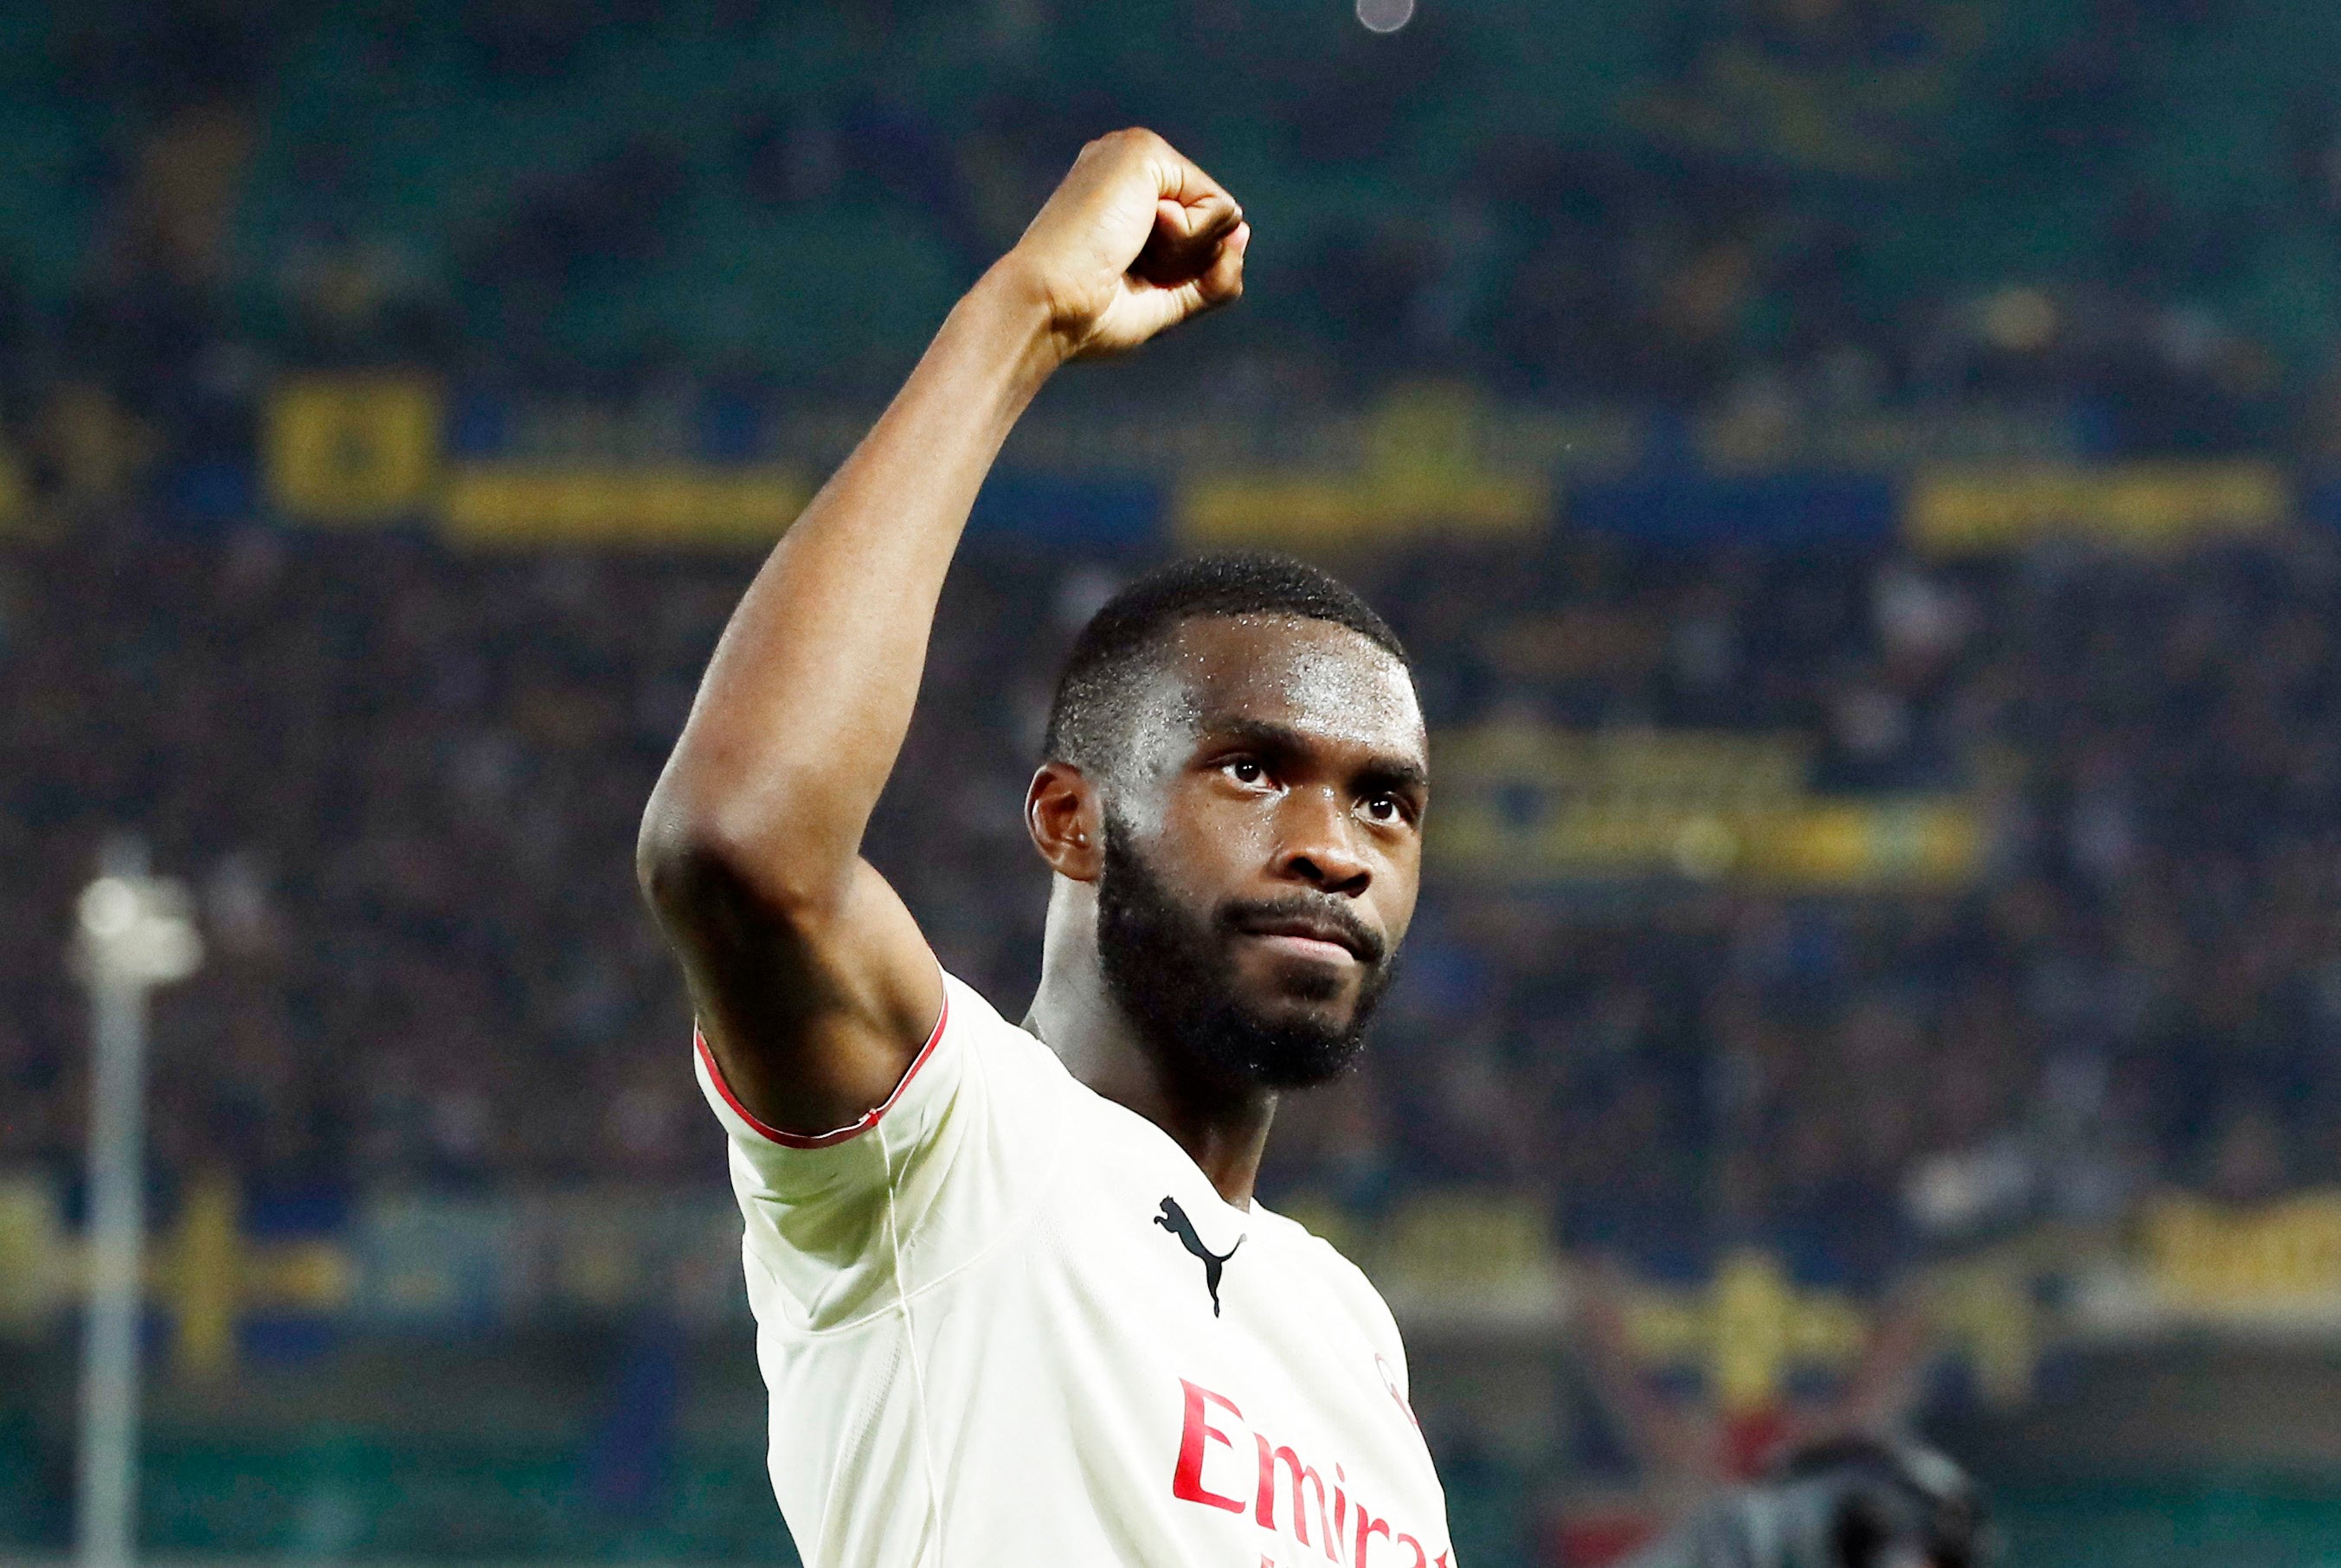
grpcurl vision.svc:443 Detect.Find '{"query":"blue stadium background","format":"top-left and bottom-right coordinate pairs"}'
top-left (10, 1), bottom-right (2341, 1564)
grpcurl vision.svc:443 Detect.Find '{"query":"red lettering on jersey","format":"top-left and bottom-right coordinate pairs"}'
top-left (1255, 1436), bottom-right (1334, 1555)
top-left (1376, 1354), bottom-right (1421, 1433)
top-left (1173, 1379), bottom-right (1249, 1513)
top-left (1172, 1373), bottom-right (1449, 1567)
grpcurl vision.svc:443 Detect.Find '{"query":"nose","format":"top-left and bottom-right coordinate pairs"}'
top-left (1273, 787), bottom-right (1371, 896)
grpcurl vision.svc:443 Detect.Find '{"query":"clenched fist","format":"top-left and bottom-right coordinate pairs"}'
top-left (995, 129), bottom-right (1250, 363)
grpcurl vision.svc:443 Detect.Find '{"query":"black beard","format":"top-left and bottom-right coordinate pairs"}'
top-left (1094, 819), bottom-right (1393, 1094)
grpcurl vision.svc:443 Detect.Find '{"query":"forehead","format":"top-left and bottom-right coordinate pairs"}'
top-left (1141, 614), bottom-right (1425, 761)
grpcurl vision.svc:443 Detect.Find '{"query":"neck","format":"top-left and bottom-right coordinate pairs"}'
top-left (1025, 878), bottom-right (1277, 1209)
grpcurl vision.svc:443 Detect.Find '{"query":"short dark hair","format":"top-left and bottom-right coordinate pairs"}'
top-left (1042, 550), bottom-right (1412, 774)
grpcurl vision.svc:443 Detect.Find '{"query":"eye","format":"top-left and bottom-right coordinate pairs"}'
top-left (1224, 757), bottom-right (1267, 786)
top-left (1363, 794), bottom-right (1401, 823)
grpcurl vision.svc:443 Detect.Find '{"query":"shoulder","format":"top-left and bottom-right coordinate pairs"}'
top-left (1252, 1204), bottom-right (1406, 1348)
top-left (1251, 1203), bottom-right (1366, 1279)
top-left (936, 970), bottom-right (1081, 1100)
top-left (1264, 1211), bottom-right (1418, 1398)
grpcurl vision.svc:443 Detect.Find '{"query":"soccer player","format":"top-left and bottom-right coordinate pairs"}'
top-left (640, 129), bottom-right (1452, 1565)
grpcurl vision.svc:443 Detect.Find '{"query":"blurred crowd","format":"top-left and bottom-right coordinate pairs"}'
top-left (13, 0), bottom-right (2341, 453)
top-left (6, 520), bottom-right (2340, 1288)
top-left (10, 10), bottom-right (2341, 1568)
top-left (4, 0), bottom-right (2341, 1296)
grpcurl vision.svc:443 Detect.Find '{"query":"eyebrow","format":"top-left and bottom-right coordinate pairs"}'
top-left (1201, 715), bottom-right (1431, 796)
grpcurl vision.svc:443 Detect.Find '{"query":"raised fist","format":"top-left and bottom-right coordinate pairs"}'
top-left (1000, 128), bottom-right (1250, 363)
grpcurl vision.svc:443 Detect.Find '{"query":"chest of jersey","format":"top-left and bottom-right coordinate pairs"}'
top-left (719, 986), bottom-right (1454, 1565)
top-left (981, 1113), bottom-right (1452, 1567)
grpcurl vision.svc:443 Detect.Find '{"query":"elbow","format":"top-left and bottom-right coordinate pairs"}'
top-left (635, 782), bottom-right (842, 935)
top-left (634, 802), bottom-right (716, 927)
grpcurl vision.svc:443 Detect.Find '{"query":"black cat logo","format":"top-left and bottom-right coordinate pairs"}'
top-left (1154, 1196), bottom-right (1243, 1317)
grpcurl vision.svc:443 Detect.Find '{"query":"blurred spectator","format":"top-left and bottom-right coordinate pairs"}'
top-left (6, 0), bottom-right (2341, 1292)
top-left (8, 520), bottom-right (2341, 1286)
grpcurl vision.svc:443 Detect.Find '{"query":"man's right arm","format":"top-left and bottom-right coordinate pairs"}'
top-left (637, 130), bottom-right (1249, 1140)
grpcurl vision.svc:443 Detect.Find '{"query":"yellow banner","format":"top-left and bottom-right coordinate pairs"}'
top-left (1180, 382), bottom-right (1551, 548)
top-left (1908, 462), bottom-right (2288, 555)
top-left (1181, 472), bottom-right (1548, 548)
top-left (1371, 1190), bottom-right (1566, 1329)
top-left (2144, 1191), bottom-right (2341, 1313)
top-left (264, 376), bottom-right (442, 524)
top-left (1437, 725), bottom-right (1810, 802)
top-left (0, 1176), bottom-right (61, 1332)
top-left (441, 465), bottom-right (809, 549)
top-left (1623, 1251), bottom-right (1870, 1412)
top-left (1427, 723), bottom-right (1984, 886)
top-left (1433, 796), bottom-right (1984, 886)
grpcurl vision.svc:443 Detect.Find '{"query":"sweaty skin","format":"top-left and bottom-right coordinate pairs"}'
top-left (1025, 614), bottom-right (1427, 1203)
top-left (637, 128), bottom-right (1248, 1154)
top-left (1109, 617), bottom-right (1428, 837)
top-left (639, 130), bottom-right (1428, 1210)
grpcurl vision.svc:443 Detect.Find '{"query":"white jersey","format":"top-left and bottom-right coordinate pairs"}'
top-left (695, 968), bottom-right (1456, 1567)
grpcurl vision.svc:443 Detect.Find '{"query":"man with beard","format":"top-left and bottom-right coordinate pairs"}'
top-left (639, 130), bottom-right (1450, 1566)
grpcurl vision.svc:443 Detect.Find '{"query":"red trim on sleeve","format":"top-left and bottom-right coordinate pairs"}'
top-left (696, 992), bottom-right (949, 1149)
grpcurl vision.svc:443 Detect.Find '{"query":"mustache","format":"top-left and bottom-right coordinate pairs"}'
top-left (1214, 894), bottom-right (1387, 967)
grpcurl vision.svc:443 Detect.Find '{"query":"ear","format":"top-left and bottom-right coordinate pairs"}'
top-left (1026, 761), bottom-right (1104, 881)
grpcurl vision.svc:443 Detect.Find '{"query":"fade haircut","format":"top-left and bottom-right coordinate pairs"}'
top-left (1041, 550), bottom-right (1413, 776)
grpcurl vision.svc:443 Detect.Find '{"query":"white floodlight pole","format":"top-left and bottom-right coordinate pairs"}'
top-left (71, 838), bottom-right (203, 1568)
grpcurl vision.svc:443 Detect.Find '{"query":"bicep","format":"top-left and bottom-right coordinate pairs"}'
top-left (658, 855), bottom-right (944, 1141)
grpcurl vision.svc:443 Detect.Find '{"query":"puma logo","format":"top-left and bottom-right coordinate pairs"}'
top-left (1154, 1197), bottom-right (1243, 1317)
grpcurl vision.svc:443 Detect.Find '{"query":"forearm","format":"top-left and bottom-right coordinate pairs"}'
top-left (635, 129), bottom-right (1243, 1125)
top-left (643, 265), bottom-right (1059, 905)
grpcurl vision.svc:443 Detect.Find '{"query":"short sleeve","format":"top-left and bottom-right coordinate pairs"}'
top-left (694, 970), bottom-right (1066, 1330)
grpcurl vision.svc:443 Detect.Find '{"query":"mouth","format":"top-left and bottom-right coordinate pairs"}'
top-left (1232, 915), bottom-right (1369, 966)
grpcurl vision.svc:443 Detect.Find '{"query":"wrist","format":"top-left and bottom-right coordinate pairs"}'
top-left (964, 257), bottom-right (1074, 384)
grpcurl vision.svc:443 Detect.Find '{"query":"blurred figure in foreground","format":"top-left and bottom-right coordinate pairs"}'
top-left (1624, 1436), bottom-right (1988, 1568)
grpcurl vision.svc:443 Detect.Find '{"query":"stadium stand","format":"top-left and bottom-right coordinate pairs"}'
top-left (13, 2), bottom-right (2341, 1565)
top-left (9, 517), bottom-right (2340, 1235)
top-left (2, 0), bottom-right (2341, 430)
